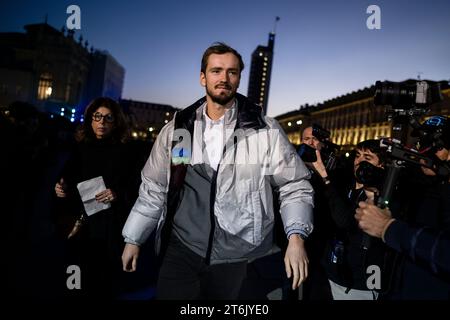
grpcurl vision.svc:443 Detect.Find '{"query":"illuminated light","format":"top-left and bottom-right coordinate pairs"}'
top-left (288, 122), bottom-right (292, 127)
top-left (148, 127), bottom-right (154, 132)
top-left (132, 132), bottom-right (138, 138)
top-left (70, 118), bottom-right (75, 123)
top-left (50, 114), bottom-right (54, 119)
top-left (259, 52), bottom-right (263, 57)
top-left (345, 152), bottom-right (350, 158)
top-left (61, 108), bottom-right (65, 112)
top-left (80, 118), bottom-right (84, 123)
top-left (45, 87), bottom-right (52, 97)
top-left (60, 112), bottom-right (64, 116)
top-left (296, 120), bottom-right (303, 125)
top-left (264, 57), bottom-right (268, 61)
top-left (164, 120), bottom-right (168, 124)
top-left (72, 108), bottom-right (76, 113)
top-left (166, 112), bottom-right (170, 116)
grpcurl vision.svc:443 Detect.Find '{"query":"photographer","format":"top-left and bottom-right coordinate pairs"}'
top-left (297, 125), bottom-right (335, 300)
top-left (355, 116), bottom-right (450, 299)
top-left (320, 139), bottom-right (389, 300)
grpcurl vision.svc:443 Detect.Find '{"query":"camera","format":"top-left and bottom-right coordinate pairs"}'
top-left (374, 80), bottom-right (443, 109)
top-left (413, 115), bottom-right (450, 156)
top-left (297, 143), bottom-right (317, 162)
top-left (297, 124), bottom-right (340, 170)
top-left (312, 123), bottom-right (332, 142)
top-left (374, 80), bottom-right (445, 147)
top-left (355, 161), bottom-right (386, 189)
top-left (380, 137), bottom-right (450, 178)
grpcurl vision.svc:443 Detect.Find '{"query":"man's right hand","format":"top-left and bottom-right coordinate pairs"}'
top-left (355, 201), bottom-right (393, 239)
top-left (312, 150), bottom-right (328, 178)
top-left (122, 243), bottom-right (140, 272)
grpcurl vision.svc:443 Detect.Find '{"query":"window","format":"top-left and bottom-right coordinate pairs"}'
top-left (38, 73), bottom-right (53, 100)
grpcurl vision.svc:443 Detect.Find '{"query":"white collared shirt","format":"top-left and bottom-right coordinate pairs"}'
top-left (202, 102), bottom-right (235, 170)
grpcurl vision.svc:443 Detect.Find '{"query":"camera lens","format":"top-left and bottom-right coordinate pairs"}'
top-left (374, 80), bottom-right (443, 108)
top-left (374, 81), bottom-right (416, 107)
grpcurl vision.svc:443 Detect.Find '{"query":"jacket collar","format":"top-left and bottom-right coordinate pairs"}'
top-left (174, 93), bottom-right (266, 133)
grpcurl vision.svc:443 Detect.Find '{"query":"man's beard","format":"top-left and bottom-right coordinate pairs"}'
top-left (206, 84), bottom-right (236, 105)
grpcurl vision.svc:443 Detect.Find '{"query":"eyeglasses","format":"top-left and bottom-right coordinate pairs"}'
top-left (92, 112), bottom-right (115, 123)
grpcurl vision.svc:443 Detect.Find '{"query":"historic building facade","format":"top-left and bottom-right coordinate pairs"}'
top-left (276, 81), bottom-right (450, 151)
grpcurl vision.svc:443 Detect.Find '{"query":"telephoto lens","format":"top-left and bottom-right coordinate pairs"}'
top-left (374, 80), bottom-right (442, 108)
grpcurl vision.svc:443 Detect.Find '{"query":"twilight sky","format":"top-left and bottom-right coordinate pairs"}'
top-left (1, 0), bottom-right (449, 117)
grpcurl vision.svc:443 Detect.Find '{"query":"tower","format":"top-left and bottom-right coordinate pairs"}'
top-left (247, 17), bottom-right (279, 115)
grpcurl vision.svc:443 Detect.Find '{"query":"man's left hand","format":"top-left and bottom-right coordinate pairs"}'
top-left (284, 234), bottom-right (309, 290)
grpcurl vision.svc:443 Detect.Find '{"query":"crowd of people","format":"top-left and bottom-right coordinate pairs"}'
top-left (2, 42), bottom-right (449, 300)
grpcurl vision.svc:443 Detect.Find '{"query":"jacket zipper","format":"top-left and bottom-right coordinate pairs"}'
top-left (205, 136), bottom-right (238, 265)
top-left (205, 166), bottom-right (219, 265)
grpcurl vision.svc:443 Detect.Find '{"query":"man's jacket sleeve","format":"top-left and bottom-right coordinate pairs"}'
top-left (122, 121), bottom-right (173, 246)
top-left (385, 220), bottom-right (450, 277)
top-left (268, 119), bottom-right (314, 239)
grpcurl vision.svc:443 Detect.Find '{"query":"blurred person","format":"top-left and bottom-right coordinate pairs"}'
top-left (121, 42), bottom-right (314, 300)
top-left (55, 97), bottom-right (143, 298)
top-left (317, 139), bottom-right (389, 300)
top-left (355, 116), bottom-right (450, 299)
top-left (297, 125), bottom-right (335, 300)
top-left (356, 203), bottom-right (450, 276)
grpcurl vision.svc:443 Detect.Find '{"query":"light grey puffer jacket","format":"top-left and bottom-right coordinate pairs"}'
top-left (122, 94), bottom-right (314, 264)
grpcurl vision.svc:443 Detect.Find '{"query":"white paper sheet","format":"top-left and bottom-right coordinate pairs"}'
top-left (76, 176), bottom-right (111, 216)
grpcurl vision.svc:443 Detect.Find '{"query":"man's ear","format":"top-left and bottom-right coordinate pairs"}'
top-left (200, 72), bottom-right (206, 87)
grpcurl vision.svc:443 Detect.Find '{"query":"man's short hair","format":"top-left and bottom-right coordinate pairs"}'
top-left (201, 42), bottom-right (244, 74)
top-left (356, 139), bottom-right (387, 165)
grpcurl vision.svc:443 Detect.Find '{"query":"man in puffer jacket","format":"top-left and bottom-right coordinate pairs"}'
top-left (121, 42), bottom-right (314, 300)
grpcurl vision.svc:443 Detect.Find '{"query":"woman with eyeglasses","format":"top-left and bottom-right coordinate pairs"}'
top-left (54, 97), bottom-right (142, 298)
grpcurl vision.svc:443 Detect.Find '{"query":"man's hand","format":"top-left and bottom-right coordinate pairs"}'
top-left (311, 150), bottom-right (328, 178)
top-left (355, 201), bottom-right (393, 239)
top-left (284, 234), bottom-right (309, 290)
top-left (55, 178), bottom-right (67, 198)
top-left (122, 243), bottom-right (140, 272)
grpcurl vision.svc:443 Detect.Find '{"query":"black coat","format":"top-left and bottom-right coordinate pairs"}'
top-left (57, 138), bottom-right (142, 295)
top-left (322, 170), bottom-right (388, 291)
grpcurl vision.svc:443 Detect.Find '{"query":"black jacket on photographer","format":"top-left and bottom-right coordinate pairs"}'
top-left (322, 168), bottom-right (389, 292)
top-left (386, 167), bottom-right (450, 299)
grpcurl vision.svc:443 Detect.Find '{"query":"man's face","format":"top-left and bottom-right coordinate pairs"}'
top-left (354, 148), bottom-right (382, 175)
top-left (302, 127), bottom-right (322, 150)
top-left (200, 53), bottom-right (240, 105)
